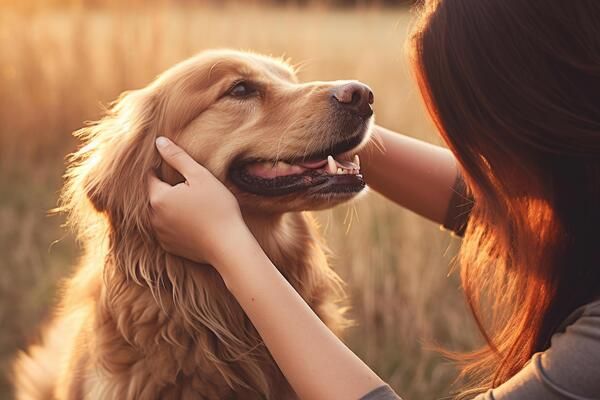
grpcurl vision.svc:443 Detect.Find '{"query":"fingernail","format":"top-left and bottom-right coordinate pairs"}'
top-left (156, 136), bottom-right (170, 148)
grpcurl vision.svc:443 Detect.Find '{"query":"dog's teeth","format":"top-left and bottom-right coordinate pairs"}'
top-left (274, 161), bottom-right (286, 172)
top-left (354, 154), bottom-right (360, 168)
top-left (337, 167), bottom-right (343, 175)
top-left (327, 156), bottom-right (337, 175)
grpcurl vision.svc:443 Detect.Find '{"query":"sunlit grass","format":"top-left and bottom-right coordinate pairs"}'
top-left (0, 5), bottom-right (479, 399)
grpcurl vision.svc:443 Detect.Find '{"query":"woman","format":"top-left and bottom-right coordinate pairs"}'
top-left (148, 1), bottom-right (600, 399)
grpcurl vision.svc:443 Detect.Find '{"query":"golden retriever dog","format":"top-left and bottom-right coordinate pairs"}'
top-left (13, 49), bottom-right (374, 400)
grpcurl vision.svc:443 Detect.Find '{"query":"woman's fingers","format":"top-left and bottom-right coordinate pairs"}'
top-left (148, 169), bottom-right (170, 190)
top-left (147, 170), bottom-right (171, 206)
top-left (155, 136), bottom-right (206, 181)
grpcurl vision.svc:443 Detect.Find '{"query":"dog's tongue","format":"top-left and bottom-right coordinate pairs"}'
top-left (298, 159), bottom-right (328, 169)
top-left (246, 161), bottom-right (306, 179)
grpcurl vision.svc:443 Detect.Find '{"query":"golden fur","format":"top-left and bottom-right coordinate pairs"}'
top-left (13, 50), bottom-right (371, 400)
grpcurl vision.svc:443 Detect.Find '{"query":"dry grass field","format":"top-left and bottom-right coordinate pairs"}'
top-left (0, 4), bottom-right (480, 399)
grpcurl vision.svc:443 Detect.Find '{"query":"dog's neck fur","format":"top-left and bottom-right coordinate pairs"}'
top-left (91, 210), bottom-right (342, 399)
top-left (243, 211), bottom-right (304, 272)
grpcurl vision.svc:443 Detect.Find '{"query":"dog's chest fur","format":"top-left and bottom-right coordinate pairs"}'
top-left (67, 212), bottom-right (346, 400)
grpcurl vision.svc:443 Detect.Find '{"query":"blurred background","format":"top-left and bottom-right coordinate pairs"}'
top-left (0, 0), bottom-right (480, 398)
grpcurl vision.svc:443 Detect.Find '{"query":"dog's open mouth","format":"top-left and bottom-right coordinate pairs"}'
top-left (229, 135), bottom-right (366, 197)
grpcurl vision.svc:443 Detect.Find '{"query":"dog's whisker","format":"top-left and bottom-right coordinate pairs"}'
top-left (291, 58), bottom-right (314, 75)
top-left (301, 130), bottom-right (319, 161)
top-left (274, 118), bottom-right (302, 165)
top-left (352, 203), bottom-right (360, 224)
top-left (346, 208), bottom-right (354, 234)
top-left (322, 209), bottom-right (333, 236)
top-left (370, 134), bottom-right (386, 155)
top-left (343, 205), bottom-right (351, 226)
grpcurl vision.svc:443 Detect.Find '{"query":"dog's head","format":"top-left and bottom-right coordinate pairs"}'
top-left (69, 50), bottom-right (374, 221)
top-left (68, 50), bottom-right (373, 221)
top-left (157, 50), bottom-right (374, 213)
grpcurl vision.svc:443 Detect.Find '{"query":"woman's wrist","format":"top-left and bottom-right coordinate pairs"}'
top-left (208, 223), bottom-right (273, 289)
top-left (357, 124), bottom-right (457, 224)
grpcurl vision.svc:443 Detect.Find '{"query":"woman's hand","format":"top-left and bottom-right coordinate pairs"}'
top-left (148, 136), bottom-right (251, 267)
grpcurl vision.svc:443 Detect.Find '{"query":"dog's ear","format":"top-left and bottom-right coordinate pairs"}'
top-left (63, 88), bottom-right (165, 231)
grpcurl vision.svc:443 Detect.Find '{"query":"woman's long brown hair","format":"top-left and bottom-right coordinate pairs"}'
top-left (410, 0), bottom-right (600, 396)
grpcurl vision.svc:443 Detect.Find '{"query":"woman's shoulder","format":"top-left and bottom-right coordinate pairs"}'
top-left (580, 297), bottom-right (600, 315)
top-left (553, 298), bottom-right (600, 348)
top-left (558, 297), bottom-right (600, 330)
top-left (486, 299), bottom-right (600, 400)
top-left (544, 300), bottom-right (600, 393)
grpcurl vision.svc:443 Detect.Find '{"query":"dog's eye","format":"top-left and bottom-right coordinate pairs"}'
top-left (227, 81), bottom-right (258, 98)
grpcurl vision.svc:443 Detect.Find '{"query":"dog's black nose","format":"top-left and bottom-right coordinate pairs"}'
top-left (332, 82), bottom-right (374, 118)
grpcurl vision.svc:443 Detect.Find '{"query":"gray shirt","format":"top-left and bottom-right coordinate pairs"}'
top-left (361, 299), bottom-right (600, 399)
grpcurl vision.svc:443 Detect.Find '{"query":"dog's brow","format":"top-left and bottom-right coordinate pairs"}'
top-left (204, 60), bottom-right (240, 77)
top-left (207, 62), bottom-right (220, 79)
top-left (208, 62), bottom-right (262, 86)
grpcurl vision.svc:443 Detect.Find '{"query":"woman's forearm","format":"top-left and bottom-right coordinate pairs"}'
top-left (360, 125), bottom-right (457, 224)
top-left (218, 227), bottom-right (386, 400)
